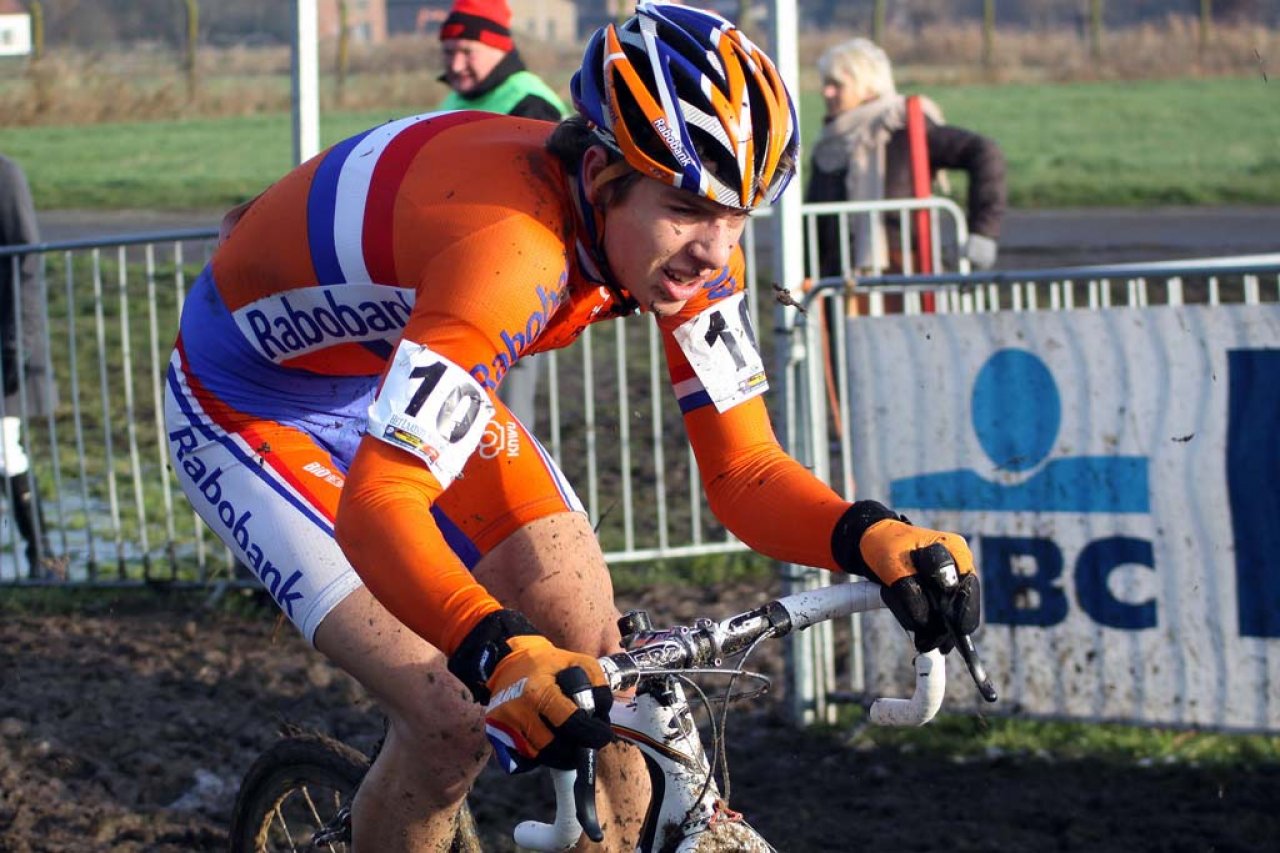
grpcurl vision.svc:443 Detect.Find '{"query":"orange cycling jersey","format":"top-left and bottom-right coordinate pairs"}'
top-left (203, 111), bottom-right (850, 654)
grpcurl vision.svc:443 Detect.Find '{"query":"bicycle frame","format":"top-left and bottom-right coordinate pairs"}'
top-left (514, 579), bottom-right (949, 852)
top-left (616, 682), bottom-right (771, 852)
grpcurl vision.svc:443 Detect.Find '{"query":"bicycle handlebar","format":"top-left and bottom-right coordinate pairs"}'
top-left (596, 576), bottom-right (892, 693)
top-left (514, 573), bottom-right (961, 852)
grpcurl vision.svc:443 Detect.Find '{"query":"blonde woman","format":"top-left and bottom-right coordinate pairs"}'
top-left (806, 38), bottom-right (1007, 276)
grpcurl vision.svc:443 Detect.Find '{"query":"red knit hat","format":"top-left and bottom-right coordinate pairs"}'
top-left (439, 0), bottom-right (514, 52)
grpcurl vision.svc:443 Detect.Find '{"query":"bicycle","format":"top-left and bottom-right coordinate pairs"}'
top-left (229, 543), bottom-right (995, 851)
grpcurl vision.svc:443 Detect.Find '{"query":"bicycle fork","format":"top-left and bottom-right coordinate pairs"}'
top-left (613, 683), bottom-right (771, 852)
top-left (516, 679), bottom-right (771, 853)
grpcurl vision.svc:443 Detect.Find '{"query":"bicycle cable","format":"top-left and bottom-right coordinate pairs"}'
top-left (672, 626), bottom-right (779, 843)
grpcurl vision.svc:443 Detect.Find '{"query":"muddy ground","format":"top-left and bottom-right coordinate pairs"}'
top-left (1, 582), bottom-right (1276, 853)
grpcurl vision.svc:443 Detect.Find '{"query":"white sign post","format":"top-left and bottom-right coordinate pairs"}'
top-left (292, 0), bottom-right (320, 165)
top-left (0, 13), bottom-right (32, 57)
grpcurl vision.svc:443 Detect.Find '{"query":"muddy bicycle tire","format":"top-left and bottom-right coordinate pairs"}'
top-left (228, 730), bottom-right (482, 852)
top-left (229, 731), bottom-right (368, 852)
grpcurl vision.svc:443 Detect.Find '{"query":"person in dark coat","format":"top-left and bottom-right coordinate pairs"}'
top-left (0, 153), bottom-right (53, 577)
top-left (806, 37), bottom-right (1006, 278)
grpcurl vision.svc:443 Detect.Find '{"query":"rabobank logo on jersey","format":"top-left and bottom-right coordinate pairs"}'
top-left (469, 281), bottom-right (568, 390)
top-left (233, 283), bottom-right (417, 362)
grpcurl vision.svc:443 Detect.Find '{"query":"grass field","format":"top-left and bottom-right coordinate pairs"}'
top-left (0, 76), bottom-right (1274, 211)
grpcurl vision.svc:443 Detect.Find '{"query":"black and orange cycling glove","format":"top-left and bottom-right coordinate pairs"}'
top-left (833, 500), bottom-right (981, 653)
top-left (447, 609), bottom-right (614, 773)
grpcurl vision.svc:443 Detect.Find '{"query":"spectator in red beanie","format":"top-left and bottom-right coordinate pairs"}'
top-left (438, 0), bottom-right (566, 121)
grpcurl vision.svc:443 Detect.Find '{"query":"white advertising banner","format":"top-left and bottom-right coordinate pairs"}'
top-left (0, 15), bottom-right (31, 57)
top-left (847, 304), bottom-right (1280, 731)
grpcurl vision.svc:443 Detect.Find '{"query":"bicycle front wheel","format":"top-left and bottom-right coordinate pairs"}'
top-left (228, 731), bottom-right (483, 853)
top-left (228, 731), bottom-right (368, 853)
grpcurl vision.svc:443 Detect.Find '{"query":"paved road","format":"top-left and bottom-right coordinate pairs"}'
top-left (36, 209), bottom-right (220, 243)
top-left (996, 206), bottom-right (1280, 268)
top-left (36, 206), bottom-right (1280, 270)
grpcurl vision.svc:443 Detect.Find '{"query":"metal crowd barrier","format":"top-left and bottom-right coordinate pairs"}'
top-left (0, 230), bottom-right (219, 583)
top-left (0, 198), bottom-right (966, 586)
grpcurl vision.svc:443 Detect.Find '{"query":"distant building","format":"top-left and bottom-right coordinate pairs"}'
top-left (0, 0), bottom-right (31, 58)
top-left (388, 0), bottom-right (576, 45)
top-left (576, 2), bottom-right (766, 38)
top-left (319, 0), bottom-right (389, 44)
top-left (513, 0), bottom-right (576, 44)
top-left (575, 0), bottom-right (622, 37)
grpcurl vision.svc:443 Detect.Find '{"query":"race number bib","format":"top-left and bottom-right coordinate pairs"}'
top-left (367, 340), bottom-right (495, 487)
top-left (672, 291), bottom-right (768, 412)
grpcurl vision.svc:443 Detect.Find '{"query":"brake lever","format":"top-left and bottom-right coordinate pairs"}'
top-left (911, 543), bottom-right (998, 703)
top-left (557, 668), bottom-right (604, 843)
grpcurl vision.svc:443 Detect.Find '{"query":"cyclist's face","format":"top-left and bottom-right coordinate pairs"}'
top-left (586, 150), bottom-right (748, 317)
top-left (441, 38), bottom-right (506, 94)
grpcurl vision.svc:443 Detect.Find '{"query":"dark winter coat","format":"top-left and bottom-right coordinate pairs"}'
top-left (0, 154), bottom-right (54, 418)
top-left (806, 114), bottom-right (1006, 278)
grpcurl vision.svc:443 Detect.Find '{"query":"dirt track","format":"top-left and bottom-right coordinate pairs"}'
top-left (2, 584), bottom-right (1276, 853)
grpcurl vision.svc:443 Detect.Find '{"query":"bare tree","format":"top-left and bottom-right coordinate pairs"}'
top-left (337, 0), bottom-right (350, 106)
top-left (1089, 0), bottom-right (1104, 62)
top-left (22, 1), bottom-right (44, 61)
top-left (983, 0), bottom-right (997, 68)
top-left (1018, 0), bottom-right (1064, 28)
top-left (180, 0), bottom-right (198, 101)
top-left (1199, 0), bottom-right (1214, 60)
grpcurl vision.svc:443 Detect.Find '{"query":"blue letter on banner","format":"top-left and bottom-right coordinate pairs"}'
top-left (1075, 537), bottom-right (1156, 630)
top-left (1228, 350), bottom-right (1280, 638)
top-left (981, 536), bottom-right (1069, 627)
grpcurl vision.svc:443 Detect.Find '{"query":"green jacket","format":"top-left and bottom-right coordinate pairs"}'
top-left (439, 53), bottom-right (566, 120)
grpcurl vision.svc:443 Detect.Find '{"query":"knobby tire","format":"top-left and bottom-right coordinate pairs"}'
top-left (229, 731), bottom-right (367, 852)
top-left (228, 730), bottom-right (481, 852)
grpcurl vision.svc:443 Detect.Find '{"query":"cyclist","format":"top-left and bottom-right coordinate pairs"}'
top-left (164, 4), bottom-right (981, 850)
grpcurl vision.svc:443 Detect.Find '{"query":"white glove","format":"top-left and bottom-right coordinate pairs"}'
top-left (964, 234), bottom-right (998, 270)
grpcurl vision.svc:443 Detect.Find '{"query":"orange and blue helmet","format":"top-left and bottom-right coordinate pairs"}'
top-left (571, 2), bottom-right (799, 211)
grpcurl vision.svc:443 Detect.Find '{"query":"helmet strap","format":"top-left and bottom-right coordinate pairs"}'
top-left (572, 161), bottom-right (640, 317)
